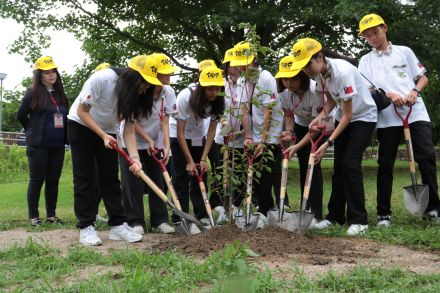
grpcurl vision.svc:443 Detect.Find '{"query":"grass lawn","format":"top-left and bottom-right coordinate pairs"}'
top-left (0, 147), bottom-right (439, 291)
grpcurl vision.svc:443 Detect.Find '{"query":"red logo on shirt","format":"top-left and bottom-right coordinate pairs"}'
top-left (270, 93), bottom-right (276, 100)
top-left (344, 86), bottom-right (353, 94)
top-left (418, 62), bottom-right (423, 68)
top-left (173, 104), bottom-right (176, 110)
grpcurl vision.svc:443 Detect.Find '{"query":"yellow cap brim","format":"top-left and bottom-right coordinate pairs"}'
top-left (275, 69), bottom-right (301, 79)
top-left (200, 80), bottom-right (225, 87)
top-left (229, 56), bottom-right (255, 67)
top-left (158, 65), bottom-right (177, 75)
top-left (38, 65), bottom-right (58, 71)
top-left (291, 56), bottom-right (312, 71)
top-left (141, 73), bottom-right (162, 86)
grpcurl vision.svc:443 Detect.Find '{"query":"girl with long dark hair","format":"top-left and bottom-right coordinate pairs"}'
top-left (67, 55), bottom-right (161, 246)
top-left (119, 53), bottom-right (177, 235)
top-left (276, 55), bottom-right (326, 227)
top-left (291, 38), bottom-right (377, 235)
top-left (17, 56), bottom-right (69, 226)
top-left (170, 66), bottom-right (225, 228)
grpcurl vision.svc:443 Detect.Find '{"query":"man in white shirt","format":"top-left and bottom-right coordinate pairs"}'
top-left (358, 13), bottom-right (440, 225)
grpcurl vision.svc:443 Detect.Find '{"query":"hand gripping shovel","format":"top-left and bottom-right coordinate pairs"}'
top-left (235, 144), bottom-right (260, 230)
top-left (110, 141), bottom-right (204, 235)
top-left (149, 148), bottom-right (198, 235)
top-left (192, 163), bottom-right (216, 227)
top-left (290, 126), bottom-right (326, 234)
top-left (268, 135), bottom-right (297, 229)
top-left (394, 105), bottom-right (429, 216)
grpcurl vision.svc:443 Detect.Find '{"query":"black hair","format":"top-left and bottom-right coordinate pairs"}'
top-left (116, 68), bottom-right (154, 122)
top-left (30, 68), bottom-right (68, 111)
top-left (311, 48), bottom-right (358, 67)
top-left (222, 62), bottom-right (230, 78)
top-left (189, 84), bottom-right (225, 119)
top-left (277, 70), bottom-right (310, 94)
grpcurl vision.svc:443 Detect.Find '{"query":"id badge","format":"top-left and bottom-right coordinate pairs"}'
top-left (54, 113), bottom-right (64, 128)
top-left (156, 130), bottom-right (165, 150)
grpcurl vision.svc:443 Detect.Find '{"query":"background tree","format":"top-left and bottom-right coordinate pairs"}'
top-left (1, 0), bottom-right (438, 142)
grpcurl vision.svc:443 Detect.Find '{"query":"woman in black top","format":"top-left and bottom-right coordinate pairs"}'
top-left (17, 56), bottom-right (69, 226)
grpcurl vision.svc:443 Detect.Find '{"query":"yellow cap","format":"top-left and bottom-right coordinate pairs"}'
top-left (275, 55), bottom-right (301, 79)
top-left (199, 66), bottom-right (225, 87)
top-left (35, 56), bottom-right (58, 71)
top-left (222, 48), bottom-right (234, 64)
top-left (229, 42), bottom-right (255, 67)
top-left (291, 38), bottom-right (322, 70)
top-left (359, 14), bottom-right (385, 35)
top-left (151, 53), bottom-right (177, 74)
top-left (198, 59), bottom-right (217, 72)
top-left (95, 62), bottom-right (111, 72)
top-left (127, 55), bottom-right (162, 86)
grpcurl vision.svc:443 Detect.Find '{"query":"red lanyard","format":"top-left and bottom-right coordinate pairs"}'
top-left (245, 82), bottom-right (256, 115)
top-left (228, 79), bottom-right (237, 105)
top-left (49, 91), bottom-right (60, 113)
top-left (153, 94), bottom-right (165, 122)
top-left (288, 92), bottom-right (303, 117)
top-left (319, 79), bottom-right (327, 114)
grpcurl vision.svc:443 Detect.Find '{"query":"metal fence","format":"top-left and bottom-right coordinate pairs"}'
top-left (0, 131), bottom-right (26, 147)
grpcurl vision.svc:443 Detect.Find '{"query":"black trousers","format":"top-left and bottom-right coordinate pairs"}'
top-left (295, 124), bottom-right (324, 219)
top-left (120, 149), bottom-right (169, 228)
top-left (377, 121), bottom-right (440, 215)
top-left (170, 138), bottom-right (208, 222)
top-left (326, 121), bottom-right (375, 225)
top-left (68, 120), bottom-right (125, 229)
top-left (252, 144), bottom-right (280, 216)
top-left (208, 142), bottom-right (224, 208)
top-left (26, 146), bottom-right (65, 219)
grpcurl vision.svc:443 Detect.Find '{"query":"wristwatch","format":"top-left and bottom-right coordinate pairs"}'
top-left (326, 138), bottom-right (334, 147)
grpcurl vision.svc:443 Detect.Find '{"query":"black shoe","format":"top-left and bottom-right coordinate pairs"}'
top-left (45, 216), bottom-right (64, 224)
top-left (30, 218), bottom-right (42, 226)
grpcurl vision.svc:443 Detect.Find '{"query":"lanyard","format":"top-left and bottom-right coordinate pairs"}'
top-left (228, 79), bottom-right (237, 106)
top-left (153, 94), bottom-right (165, 122)
top-left (319, 79), bottom-right (327, 114)
top-left (288, 92), bottom-right (303, 117)
top-left (49, 91), bottom-right (60, 113)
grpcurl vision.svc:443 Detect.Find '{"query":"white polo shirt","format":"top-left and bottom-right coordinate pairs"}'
top-left (279, 80), bottom-right (322, 127)
top-left (119, 85), bottom-right (176, 149)
top-left (315, 58), bottom-right (377, 123)
top-left (236, 67), bottom-right (283, 144)
top-left (68, 68), bottom-right (119, 134)
top-left (358, 44), bottom-right (430, 128)
top-left (170, 84), bottom-right (217, 142)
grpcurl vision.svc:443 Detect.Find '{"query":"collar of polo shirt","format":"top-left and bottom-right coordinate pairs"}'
top-left (373, 41), bottom-right (393, 56)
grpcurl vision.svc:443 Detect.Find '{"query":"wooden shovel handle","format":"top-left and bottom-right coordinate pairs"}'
top-left (162, 171), bottom-right (183, 211)
top-left (302, 154), bottom-right (315, 209)
top-left (280, 158), bottom-right (289, 201)
top-left (403, 128), bottom-right (416, 173)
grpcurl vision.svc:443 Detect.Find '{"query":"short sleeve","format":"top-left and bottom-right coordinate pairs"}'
top-left (78, 73), bottom-right (106, 107)
top-left (404, 47), bottom-right (426, 81)
top-left (163, 86), bottom-right (177, 116)
top-left (338, 69), bottom-right (358, 101)
top-left (279, 90), bottom-right (291, 110)
top-left (261, 76), bottom-right (278, 106)
top-left (175, 90), bottom-right (191, 121)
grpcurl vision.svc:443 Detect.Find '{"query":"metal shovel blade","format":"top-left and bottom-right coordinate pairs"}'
top-left (235, 214), bottom-right (260, 231)
top-left (403, 184), bottom-right (429, 216)
top-left (267, 210), bottom-right (295, 231)
top-left (284, 211), bottom-right (314, 234)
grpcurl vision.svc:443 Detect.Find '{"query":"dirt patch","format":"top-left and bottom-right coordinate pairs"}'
top-left (1, 226), bottom-right (439, 277)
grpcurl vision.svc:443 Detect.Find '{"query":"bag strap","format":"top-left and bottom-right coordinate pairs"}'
top-left (360, 72), bottom-right (377, 89)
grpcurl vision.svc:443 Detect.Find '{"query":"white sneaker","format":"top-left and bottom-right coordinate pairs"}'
top-left (109, 223), bottom-right (143, 243)
top-left (152, 223), bottom-right (175, 234)
top-left (255, 212), bottom-right (268, 229)
top-left (309, 218), bottom-right (320, 229)
top-left (79, 225), bottom-right (102, 246)
top-left (214, 206), bottom-right (229, 224)
top-left (347, 224), bottom-right (368, 236)
top-left (377, 215), bottom-right (391, 227)
top-left (232, 205), bottom-right (244, 219)
top-left (425, 210), bottom-right (440, 224)
top-left (313, 219), bottom-right (333, 230)
top-left (132, 225), bottom-right (145, 235)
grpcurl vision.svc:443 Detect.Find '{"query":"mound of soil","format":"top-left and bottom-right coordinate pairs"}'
top-left (152, 225), bottom-right (380, 265)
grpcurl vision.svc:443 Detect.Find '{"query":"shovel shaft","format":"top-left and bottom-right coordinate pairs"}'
top-left (198, 181), bottom-right (215, 226)
top-left (245, 168), bottom-right (254, 224)
top-left (280, 158), bottom-right (288, 201)
top-left (163, 171), bottom-right (182, 210)
top-left (403, 128), bottom-right (416, 173)
top-left (223, 148), bottom-right (229, 189)
top-left (302, 155), bottom-right (315, 210)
